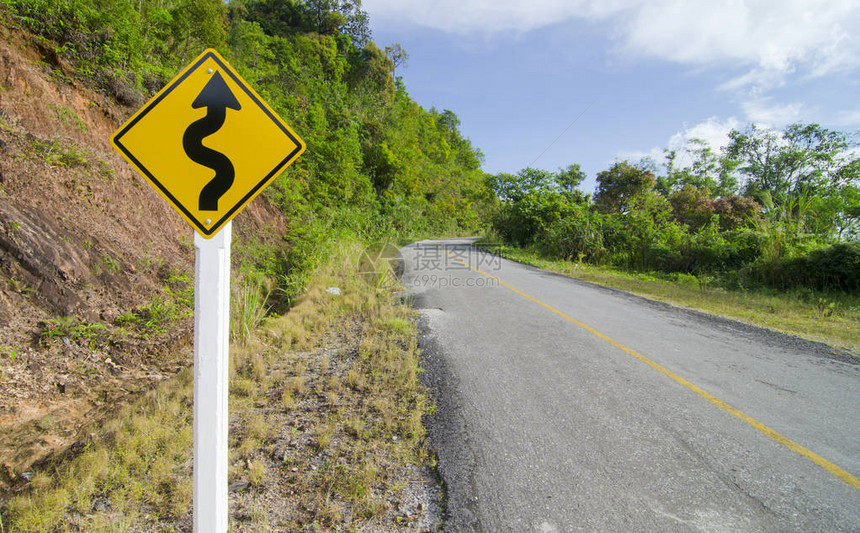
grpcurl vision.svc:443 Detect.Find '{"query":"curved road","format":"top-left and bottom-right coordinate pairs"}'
top-left (403, 238), bottom-right (860, 532)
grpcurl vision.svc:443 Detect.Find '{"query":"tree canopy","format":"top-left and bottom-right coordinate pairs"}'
top-left (594, 162), bottom-right (656, 214)
top-left (6, 0), bottom-right (492, 238)
top-left (486, 121), bottom-right (858, 292)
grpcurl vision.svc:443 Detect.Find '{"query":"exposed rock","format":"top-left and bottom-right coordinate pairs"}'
top-left (0, 201), bottom-right (90, 316)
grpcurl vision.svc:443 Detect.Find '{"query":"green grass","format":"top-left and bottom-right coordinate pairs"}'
top-left (26, 138), bottom-right (89, 168)
top-left (113, 272), bottom-right (192, 336)
top-left (47, 103), bottom-right (88, 133)
top-left (39, 317), bottom-right (107, 350)
top-left (230, 276), bottom-right (270, 345)
top-left (477, 240), bottom-right (860, 355)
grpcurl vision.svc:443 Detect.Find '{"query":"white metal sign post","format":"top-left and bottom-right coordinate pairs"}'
top-left (193, 222), bottom-right (232, 531)
top-left (110, 49), bottom-right (304, 532)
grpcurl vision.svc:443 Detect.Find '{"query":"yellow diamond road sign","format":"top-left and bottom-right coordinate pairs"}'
top-left (111, 48), bottom-right (305, 238)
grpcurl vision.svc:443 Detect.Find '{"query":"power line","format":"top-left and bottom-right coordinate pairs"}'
top-left (531, 99), bottom-right (597, 167)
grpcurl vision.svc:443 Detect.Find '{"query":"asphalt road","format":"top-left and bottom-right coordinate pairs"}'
top-left (402, 238), bottom-right (860, 532)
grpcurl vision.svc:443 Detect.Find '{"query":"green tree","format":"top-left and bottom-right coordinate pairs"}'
top-left (351, 41), bottom-right (394, 96)
top-left (594, 161), bottom-right (655, 214)
top-left (488, 167), bottom-right (556, 203)
top-left (243, 0), bottom-right (309, 38)
top-left (434, 108), bottom-right (461, 134)
top-left (806, 182), bottom-right (860, 239)
top-left (711, 195), bottom-right (762, 231)
top-left (303, 0), bottom-right (370, 44)
top-left (488, 168), bottom-right (571, 246)
top-left (384, 43), bottom-right (408, 76)
top-left (364, 142), bottom-right (402, 193)
top-left (227, 19), bottom-right (274, 71)
top-left (555, 163), bottom-right (586, 193)
top-left (669, 184), bottom-right (714, 230)
top-left (336, 0), bottom-right (371, 47)
top-left (168, 0), bottom-right (228, 66)
top-left (724, 123), bottom-right (858, 217)
top-left (658, 138), bottom-right (737, 197)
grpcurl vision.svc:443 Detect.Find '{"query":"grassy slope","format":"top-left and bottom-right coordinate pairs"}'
top-left (2, 241), bottom-right (436, 531)
top-left (477, 242), bottom-right (860, 355)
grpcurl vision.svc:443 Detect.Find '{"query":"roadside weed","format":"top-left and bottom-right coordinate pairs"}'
top-left (40, 317), bottom-right (105, 350)
top-left (48, 103), bottom-right (88, 132)
top-left (479, 240), bottom-right (860, 353)
top-left (5, 239), bottom-right (433, 530)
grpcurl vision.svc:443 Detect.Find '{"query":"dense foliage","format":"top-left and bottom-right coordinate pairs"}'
top-left (4, 0), bottom-right (857, 296)
top-left (489, 124), bottom-right (860, 293)
top-left (3, 0), bottom-right (491, 299)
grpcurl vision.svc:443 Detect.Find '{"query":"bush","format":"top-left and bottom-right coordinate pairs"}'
top-left (743, 241), bottom-right (860, 292)
top-left (647, 243), bottom-right (686, 272)
top-left (538, 209), bottom-right (607, 263)
top-left (6, 0), bottom-right (226, 98)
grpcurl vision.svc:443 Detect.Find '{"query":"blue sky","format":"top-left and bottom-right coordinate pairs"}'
top-left (361, 0), bottom-right (860, 193)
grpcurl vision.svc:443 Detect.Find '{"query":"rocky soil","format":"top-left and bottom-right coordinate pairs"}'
top-left (0, 20), bottom-right (443, 532)
top-left (0, 22), bottom-right (286, 493)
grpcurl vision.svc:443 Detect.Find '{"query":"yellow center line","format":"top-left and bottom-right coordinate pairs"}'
top-left (444, 249), bottom-right (860, 491)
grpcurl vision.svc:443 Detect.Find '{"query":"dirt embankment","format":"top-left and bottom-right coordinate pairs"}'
top-left (0, 24), bottom-right (288, 493)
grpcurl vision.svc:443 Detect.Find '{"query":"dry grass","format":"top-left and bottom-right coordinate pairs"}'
top-left (0, 239), bottom-right (437, 531)
top-left (3, 369), bottom-right (194, 531)
top-left (486, 244), bottom-right (860, 354)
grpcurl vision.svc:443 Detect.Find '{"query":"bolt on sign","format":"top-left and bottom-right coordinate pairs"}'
top-left (111, 48), bottom-right (305, 237)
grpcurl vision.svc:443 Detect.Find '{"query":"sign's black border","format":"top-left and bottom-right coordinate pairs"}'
top-left (112, 51), bottom-right (305, 236)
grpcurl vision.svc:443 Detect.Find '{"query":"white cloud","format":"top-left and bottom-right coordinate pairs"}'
top-left (615, 146), bottom-right (666, 166)
top-left (364, 1), bottom-right (860, 135)
top-left (616, 1), bottom-right (858, 124)
top-left (667, 116), bottom-right (740, 153)
top-left (832, 109), bottom-right (860, 126)
top-left (622, 1), bottom-right (859, 87)
top-left (617, 116), bottom-right (740, 169)
top-left (740, 98), bottom-right (804, 126)
top-left (364, 0), bottom-right (860, 83)
top-left (361, 0), bottom-right (638, 35)
top-left (717, 69), bottom-right (788, 93)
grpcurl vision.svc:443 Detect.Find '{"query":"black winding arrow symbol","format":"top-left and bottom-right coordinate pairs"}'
top-left (182, 71), bottom-right (241, 212)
